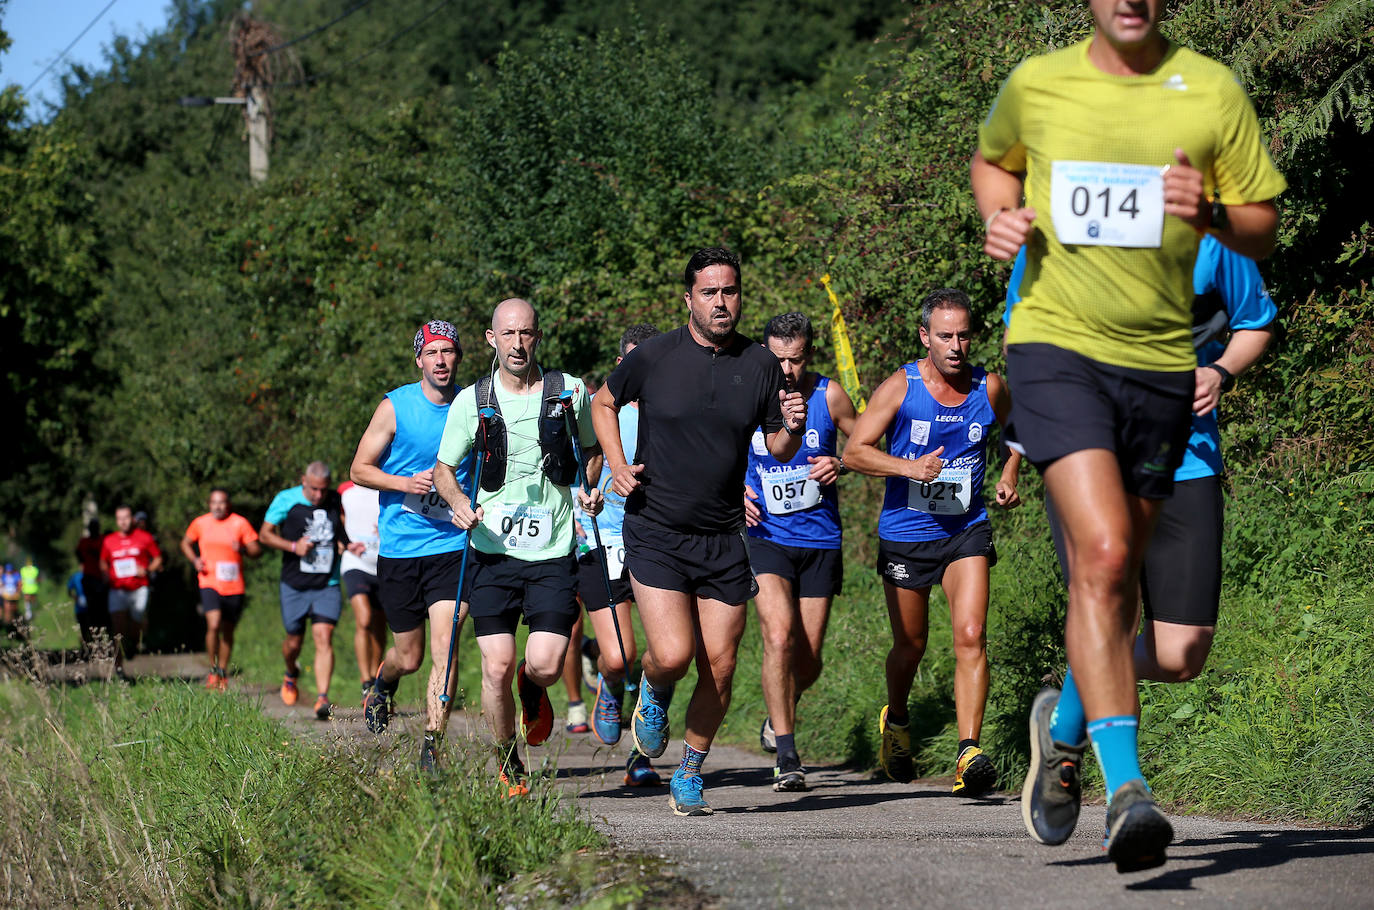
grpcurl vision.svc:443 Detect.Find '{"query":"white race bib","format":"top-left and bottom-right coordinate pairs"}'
top-left (907, 465), bottom-right (973, 515)
top-left (113, 557), bottom-right (139, 579)
top-left (603, 542), bottom-right (627, 580)
top-left (493, 503), bottom-right (554, 551)
top-left (402, 490), bottom-right (455, 524)
top-left (215, 562), bottom-right (240, 583)
top-left (760, 465), bottom-right (822, 515)
top-left (299, 544), bottom-right (333, 574)
top-left (1051, 161), bottom-right (1164, 248)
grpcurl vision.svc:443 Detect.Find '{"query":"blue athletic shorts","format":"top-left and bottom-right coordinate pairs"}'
top-left (279, 582), bottom-right (341, 635)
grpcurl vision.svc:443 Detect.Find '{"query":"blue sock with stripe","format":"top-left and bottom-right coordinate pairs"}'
top-left (1049, 668), bottom-right (1088, 745)
top-left (1087, 715), bottom-right (1144, 801)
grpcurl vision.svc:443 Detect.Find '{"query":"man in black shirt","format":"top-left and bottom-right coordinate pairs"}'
top-left (592, 247), bottom-right (808, 816)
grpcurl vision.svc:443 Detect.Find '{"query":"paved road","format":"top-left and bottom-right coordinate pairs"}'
top-left (70, 655), bottom-right (1374, 909)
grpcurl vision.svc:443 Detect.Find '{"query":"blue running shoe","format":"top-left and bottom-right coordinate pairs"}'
top-left (592, 674), bottom-right (624, 745)
top-left (631, 672), bottom-right (673, 759)
top-left (669, 769), bottom-right (712, 816)
top-left (624, 750), bottom-right (663, 787)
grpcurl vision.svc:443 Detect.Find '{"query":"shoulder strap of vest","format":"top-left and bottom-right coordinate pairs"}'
top-left (538, 369), bottom-right (578, 486)
top-left (474, 374), bottom-right (507, 492)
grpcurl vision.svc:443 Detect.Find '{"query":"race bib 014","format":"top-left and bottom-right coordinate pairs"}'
top-left (1051, 161), bottom-right (1164, 248)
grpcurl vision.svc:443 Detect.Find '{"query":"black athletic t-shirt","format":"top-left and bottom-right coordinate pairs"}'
top-left (605, 325), bottom-right (786, 534)
top-left (271, 492), bottom-right (345, 591)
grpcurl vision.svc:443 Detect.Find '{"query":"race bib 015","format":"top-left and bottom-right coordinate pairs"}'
top-left (492, 503), bottom-right (554, 551)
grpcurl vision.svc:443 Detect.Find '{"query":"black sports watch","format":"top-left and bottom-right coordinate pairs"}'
top-left (1204, 362), bottom-right (1235, 392)
top-left (1207, 196), bottom-right (1229, 235)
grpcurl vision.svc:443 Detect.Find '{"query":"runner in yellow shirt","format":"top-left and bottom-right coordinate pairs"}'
top-left (970, 0), bottom-right (1284, 873)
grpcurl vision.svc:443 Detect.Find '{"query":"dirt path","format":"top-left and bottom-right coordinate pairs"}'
top-left (80, 655), bottom-right (1374, 909)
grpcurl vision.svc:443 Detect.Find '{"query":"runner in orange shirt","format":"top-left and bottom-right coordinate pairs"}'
top-left (181, 488), bottom-right (263, 689)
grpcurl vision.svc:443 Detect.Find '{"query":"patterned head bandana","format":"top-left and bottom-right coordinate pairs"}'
top-left (414, 320), bottom-right (461, 358)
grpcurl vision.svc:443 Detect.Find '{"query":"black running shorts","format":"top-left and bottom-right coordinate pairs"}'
top-left (577, 548), bottom-right (634, 610)
top-left (749, 538), bottom-right (843, 599)
top-left (1141, 475), bottom-right (1223, 626)
top-left (1005, 343), bottom-right (1193, 500)
top-left (343, 569), bottom-right (378, 600)
top-left (377, 550), bottom-right (467, 634)
top-left (876, 522), bottom-right (996, 591)
top-left (199, 588), bottom-right (245, 623)
top-left (623, 515), bottom-right (757, 605)
top-left (467, 548), bottom-right (579, 638)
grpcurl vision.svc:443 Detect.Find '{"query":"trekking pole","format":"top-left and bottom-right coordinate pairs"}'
top-left (558, 390), bottom-right (631, 674)
top-left (439, 406), bottom-right (495, 708)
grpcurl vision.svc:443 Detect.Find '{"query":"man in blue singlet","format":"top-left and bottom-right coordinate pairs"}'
top-left (351, 320), bottom-right (473, 770)
top-left (578, 323), bottom-right (664, 787)
top-left (743, 312), bottom-right (858, 792)
top-left (843, 288), bottom-right (1022, 798)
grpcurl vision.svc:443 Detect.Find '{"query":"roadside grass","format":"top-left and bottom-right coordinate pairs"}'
top-left (0, 672), bottom-right (657, 908)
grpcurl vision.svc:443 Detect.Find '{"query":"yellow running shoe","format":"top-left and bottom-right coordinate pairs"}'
top-left (878, 705), bottom-right (913, 783)
top-left (952, 745), bottom-right (998, 798)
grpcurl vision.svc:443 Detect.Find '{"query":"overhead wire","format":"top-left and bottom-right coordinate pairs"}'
top-left (23, 0), bottom-right (121, 95)
top-left (274, 0), bottom-right (453, 88)
top-left (247, 0), bottom-right (377, 58)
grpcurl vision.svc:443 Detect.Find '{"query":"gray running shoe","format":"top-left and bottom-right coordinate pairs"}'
top-left (759, 716), bottom-right (777, 754)
top-left (772, 766), bottom-right (808, 792)
top-left (1020, 688), bottom-right (1087, 845)
top-left (1104, 780), bottom-right (1173, 873)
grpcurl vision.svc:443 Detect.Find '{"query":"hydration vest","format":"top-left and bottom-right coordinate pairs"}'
top-left (473, 369), bottom-right (579, 492)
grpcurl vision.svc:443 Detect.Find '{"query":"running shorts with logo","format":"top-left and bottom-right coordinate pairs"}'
top-left (436, 372), bottom-right (594, 637)
top-left (746, 375), bottom-right (843, 597)
top-left (376, 381), bottom-right (472, 632)
top-left (981, 39), bottom-right (1285, 493)
top-left (576, 405), bottom-right (637, 610)
top-left (186, 512), bottom-right (257, 609)
top-left (1018, 236), bottom-right (1275, 622)
top-left (877, 362), bottom-right (998, 589)
top-left (603, 327), bottom-right (786, 604)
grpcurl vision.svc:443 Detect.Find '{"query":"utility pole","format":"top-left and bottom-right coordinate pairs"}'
top-left (178, 14), bottom-right (297, 185)
top-left (246, 83), bottom-right (269, 184)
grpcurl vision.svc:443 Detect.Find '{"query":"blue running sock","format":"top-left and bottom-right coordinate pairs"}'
top-left (1087, 715), bottom-right (1144, 800)
top-left (1050, 669), bottom-right (1088, 745)
top-left (679, 742), bottom-right (707, 777)
top-left (775, 733), bottom-right (797, 762)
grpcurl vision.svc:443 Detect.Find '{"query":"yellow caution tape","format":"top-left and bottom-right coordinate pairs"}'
top-left (821, 273), bottom-right (867, 413)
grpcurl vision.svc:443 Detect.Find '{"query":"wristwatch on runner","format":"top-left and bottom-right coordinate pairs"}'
top-left (1204, 362), bottom-right (1234, 391)
top-left (1206, 195), bottom-right (1229, 235)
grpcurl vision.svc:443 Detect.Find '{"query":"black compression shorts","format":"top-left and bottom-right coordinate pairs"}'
top-left (876, 523), bottom-right (996, 591)
top-left (749, 538), bottom-right (843, 599)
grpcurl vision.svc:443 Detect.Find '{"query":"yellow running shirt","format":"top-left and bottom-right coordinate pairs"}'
top-left (979, 39), bottom-right (1286, 372)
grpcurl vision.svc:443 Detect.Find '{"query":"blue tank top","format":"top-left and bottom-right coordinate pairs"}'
top-left (378, 382), bottom-right (471, 559)
top-left (577, 405), bottom-right (640, 545)
top-left (746, 376), bottom-right (841, 549)
top-left (879, 364), bottom-right (994, 542)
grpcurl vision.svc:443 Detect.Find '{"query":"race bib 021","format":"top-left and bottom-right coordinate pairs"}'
top-left (1051, 161), bottom-right (1164, 248)
top-left (907, 465), bottom-right (973, 515)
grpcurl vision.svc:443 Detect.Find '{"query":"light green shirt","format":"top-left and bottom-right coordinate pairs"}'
top-left (437, 371), bottom-right (596, 562)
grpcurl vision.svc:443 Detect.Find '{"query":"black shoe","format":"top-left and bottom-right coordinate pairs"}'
top-left (419, 733), bottom-right (440, 772)
top-left (772, 753), bottom-right (808, 792)
top-left (1020, 688), bottom-right (1086, 845)
top-left (363, 680), bottom-right (392, 734)
top-left (1104, 780), bottom-right (1173, 873)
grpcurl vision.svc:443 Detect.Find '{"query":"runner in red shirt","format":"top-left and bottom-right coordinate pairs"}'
top-left (181, 488), bottom-right (263, 690)
top-left (100, 505), bottom-right (163, 659)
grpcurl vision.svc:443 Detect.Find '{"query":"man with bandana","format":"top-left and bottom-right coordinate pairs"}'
top-left (352, 320), bottom-right (474, 770)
